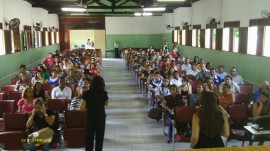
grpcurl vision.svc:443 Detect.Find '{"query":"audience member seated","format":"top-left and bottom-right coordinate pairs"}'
top-left (216, 65), bottom-right (228, 81)
top-left (204, 77), bottom-right (218, 93)
top-left (31, 70), bottom-right (46, 85)
top-left (162, 85), bottom-right (187, 143)
top-left (33, 82), bottom-right (50, 101)
top-left (230, 67), bottom-right (244, 84)
top-left (219, 83), bottom-right (235, 110)
top-left (152, 58), bottom-right (160, 69)
top-left (70, 78), bottom-right (90, 110)
top-left (17, 86), bottom-right (34, 113)
top-left (147, 71), bottom-right (163, 99)
top-left (167, 67), bottom-right (175, 79)
top-left (253, 81), bottom-right (269, 102)
top-left (205, 62), bottom-right (212, 72)
top-left (138, 60), bottom-right (148, 75)
top-left (14, 64), bottom-right (32, 80)
top-left (209, 68), bottom-right (222, 86)
top-left (195, 66), bottom-right (210, 84)
top-left (44, 53), bottom-right (55, 65)
top-left (51, 77), bottom-right (72, 99)
top-left (47, 71), bottom-right (59, 85)
top-left (26, 98), bottom-right (56, 151)
top-left (192, 56), bottom-right (200, 65)
top-left (38, 65), bottom-right (50, 81)
top-left (15, 73), bottom-right (31, 91)
top-left (156, 78), bottom-right (170, 101)
top-left (62, 59), bottom-right (72, 72)
top-left (186, 63), bottom-right (200, 78)
top-left (140, 65), bottom-right (152, 79)
top-left (169, 71), bottom-right (182, 88)
top-left (179, 76), bottom-right (192, 98)
top-left (191, 92), bottom-right (229, 148)
top-left (252, 90), bottom-right (270, 145)
top-left (181, 58), bottom-right (191, 73)
top-left (72, 65), bottom-right (83, 80)
top-left (170, 60), bottom-right (179, 71)
top-left (78, 69), bottom-right (92, 87)
top-left (219, 75), bottom-right (240, 93)
top-left (65, 69), bottom-right (79, 84)
top-left (89, 63), bottom-right (100, 76)
top-left (189, 84), bottom-right (203, 107)
top-left (54, 65), bottom-right (65, 77)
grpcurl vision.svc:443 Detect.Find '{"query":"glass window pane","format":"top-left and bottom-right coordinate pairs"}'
top-left (182, 30), bottom-right (186, 45)
top-left (192, 29), bottom-right (197, 47)
top-left (51, 32), bottom-right (55, 44)
top-left (198, 30), bottom-right (201, 47)
top-left (212, 29), bottom-right (216, 49)
top-left (222, 28), bottom-right (230, 51)
top-left (263, 26), bottom-right (270, 57)
top-left (56, 32), bottom-right (59, 43)
top-left (233, 28), bottom-right (239, 52)
top-left (247, 27), bottom-right (258, 55)
top-left (173, 30), bottom-right (179, 43)
top-left (205, 29), bottom-right (211, 49)
top-left (0, 30), bottom-right (5, 55)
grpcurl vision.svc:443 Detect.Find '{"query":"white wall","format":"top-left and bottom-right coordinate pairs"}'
top-left (0, 0), bottom-right (59, 31)
top-left (222, 0), bottom-right (270, 27)
top-left (162, 13), bottom-right (174, 33)
top-left (106, 16), bottom-right (163, 34)
top-left (3, 0), bottom-right (32, 30)
top-left (173, 7), bottom-right (192, 29)
top-left (192, 0), bottom-right (222, 29)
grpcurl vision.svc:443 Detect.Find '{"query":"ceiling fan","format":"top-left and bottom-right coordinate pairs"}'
top-left (6, 18), bottom-right (20, 30)
top-left (261, 10), bottom-right (270, 22)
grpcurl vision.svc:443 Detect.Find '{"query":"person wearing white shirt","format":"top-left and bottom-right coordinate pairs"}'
top-left (170, 71), bottom-right (182, 88)
top-left (216, 65), bottom-right (228, 81)
top-left (219, 75), bottom-right (240, 94)
top-left (181, 58), bottom-right (191, 73)
top-left (51, 77), bottom-right (72, 99)
top-left (230, 67), bottom-right (244, 84)
top-left (186, 63), bottom-right (200, 77)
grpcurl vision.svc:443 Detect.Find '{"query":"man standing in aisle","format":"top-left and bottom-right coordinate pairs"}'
top-left (114, 41), bottom-right (120, 58)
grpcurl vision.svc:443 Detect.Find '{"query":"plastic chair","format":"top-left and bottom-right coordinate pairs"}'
top-left (0, 100), bottom-right (17, 118)
top-left (1, 85), bottom-right (16, 99)
top-left (47, 99), bottom-right (68, 113)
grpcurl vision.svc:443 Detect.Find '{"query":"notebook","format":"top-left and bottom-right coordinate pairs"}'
top-left (251, 117), bottom-right (270, 131)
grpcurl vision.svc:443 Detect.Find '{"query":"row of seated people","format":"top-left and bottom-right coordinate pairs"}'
top-left (0, 49), bottom-right (101, 150)
top-left (124, 47), bottom-right (270, 147)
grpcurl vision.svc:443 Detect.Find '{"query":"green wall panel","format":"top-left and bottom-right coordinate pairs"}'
top-left (0, 44), bottom-right (60, 87)
top-left (106, 34), bottom-right (163, 50)
top-left (180, 45), bottom-right (270, 89)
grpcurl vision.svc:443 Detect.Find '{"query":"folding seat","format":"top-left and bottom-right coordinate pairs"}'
top-left (0, 100), bottom-right (16, 118)
top-left (9, 91), bottom-right (23, 108)
top-left (189, 79), bottom-right (200, 93)
top-left (11, 77), bottom-right (19, 85)
top-left (47, 99), bottom-right (68, 113)
top-left (227, 104), bottom-right (249, 146)
top-left (173, 106), bottom-right (195, 148)
top-left (1, 85), bottom-right (16, 99)
top-left (43, 84), bottom-right (56, 91)
top-left (66, 83), bottom-right (77, 97)
top-left (239, 84), bottom-right (252, 104)
top-left (0, 92), bottom-right (3, 101)
top-left (64, 110), bottom-right (86, 148)
top-left (0, 112), bottom-right (28, 150)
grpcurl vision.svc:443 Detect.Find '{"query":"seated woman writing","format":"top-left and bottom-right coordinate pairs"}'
top-left (26, 98), bottom-right (56, 151)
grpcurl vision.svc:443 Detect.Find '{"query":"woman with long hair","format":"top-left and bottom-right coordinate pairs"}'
top-left (16, 72), bottom-right (31, 91)
top-left (32, 82), bottom-right (50, 101)
top-left (17, 86), bottom-right (35, 113)
top-left (191, 92), bottom-right (230, 148)
top-left (31, 70), bottom-right (46, 85)
top-left (80, 76), bottom-right (109, 151)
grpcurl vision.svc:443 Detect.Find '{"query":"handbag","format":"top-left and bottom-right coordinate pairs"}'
top-left (148, 108), bottom-right (162, 120)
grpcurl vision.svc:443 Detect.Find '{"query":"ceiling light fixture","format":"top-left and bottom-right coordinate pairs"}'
top-left (143, 7), bottom-right (166, 11)
top-left (157, 0), bottom-right (186, 2)
top-left (134, 12), bottom-right (153, 16)
top-left (62, 7), bottom-right (86, 12)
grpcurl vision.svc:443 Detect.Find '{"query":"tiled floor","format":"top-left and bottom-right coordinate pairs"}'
top-left (61, 58), bottom-right (269, 151)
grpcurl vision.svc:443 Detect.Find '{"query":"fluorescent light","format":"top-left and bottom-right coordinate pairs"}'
top-left (157, 0), bottom-right (186, 1)
top-left (143, 7), bottom-right (166, 11)
top-left (142, 12), bottom-right (153, 16)
top-left (62, 7), bottom-right (86, 12)
top-left (70, 13), bottom-right (89, 16)
top-left (134, 13), bottom-right (142, 16)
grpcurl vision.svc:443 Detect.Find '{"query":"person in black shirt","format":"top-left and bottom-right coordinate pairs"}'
top-left (80, 76), bottom-right (109, 151)
top-left (162, 84), bottom-right (187, 143)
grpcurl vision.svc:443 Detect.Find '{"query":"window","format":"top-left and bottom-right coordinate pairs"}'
top-left (205, 29), bottom-right (211, 48)
top-left (192, 29), bottom-right (197, 47)
top-left (0, 29), bottom-right (4, 55)
top-left (233, 28), bottom-right (239, 52)
top-left (263, 26), bottom-right (270, 57)
top-left (34, 31), bottom-right (42, 48)
top-left (45, 31), bottom-right (49, 46)
top-left (173, 30), bottom-right (179, 44)
top-left (212, 29), bottom-right (216, 49)
top-left (222, 28), bottom-right (230, 51)
top-left (56, 32), bottom-right (59, 43)
top-left (182, 30), bottom-right (186, 45)
top-left (247, 26), bottom-right (258, 55)
top-left (51, 32), bottom-right (55, 44)
top-left (197, 30), bottom-right (201, 47)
